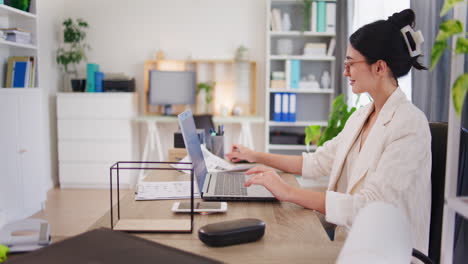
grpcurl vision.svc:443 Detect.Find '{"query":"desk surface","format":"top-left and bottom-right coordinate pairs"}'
top-left (89, 173), bottom-right (343, 264)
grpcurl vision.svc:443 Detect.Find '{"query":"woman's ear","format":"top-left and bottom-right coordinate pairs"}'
top-left (374, 60), bottom-right (389, 76)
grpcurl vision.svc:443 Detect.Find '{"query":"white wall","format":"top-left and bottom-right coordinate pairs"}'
top-left (39, 0), bottom-right (267, 186)
top-left (37, 0), bottom-right (65, 188)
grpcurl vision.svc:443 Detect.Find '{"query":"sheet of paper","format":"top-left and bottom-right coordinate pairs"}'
top-left (135, 181), bottom-right (200, 200)
top-left (171, 145), bottom-right (256, 174)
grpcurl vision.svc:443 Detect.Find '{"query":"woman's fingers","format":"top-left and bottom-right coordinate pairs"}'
top-left (245, 166), bottom-right (269, 175)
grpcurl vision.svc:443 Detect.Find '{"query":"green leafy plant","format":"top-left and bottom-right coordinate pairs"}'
top-left (302, 0), bottom-right (315, 32)
top-left (0, 244), bottom-right (9, 263)
top-left (431, 0), bottom-right (468, 115)
top-left (56, 18), bottom-right (90, 77)
top-left (197, 82), bottom-right (215, 105)
top-left (305, 94), bottom-right (357, 151)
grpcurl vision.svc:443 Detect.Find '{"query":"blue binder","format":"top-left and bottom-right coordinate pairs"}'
top-left (94, 71), bottom-right (104, 92)
top-left (281, 93), bottom-right (289, 121)
top-left (273, 93), bottom-right (282, 121)
top-left (12, 61), bottom-right (27, 88)
top-left (289, 93), bottom-right (297, 122)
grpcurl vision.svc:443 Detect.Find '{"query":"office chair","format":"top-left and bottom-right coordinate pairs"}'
top-left (412, 122), bottom-right (448, 264)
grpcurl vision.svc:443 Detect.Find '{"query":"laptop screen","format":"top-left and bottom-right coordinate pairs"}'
top-left (178, 110), bottom-right (208, 192)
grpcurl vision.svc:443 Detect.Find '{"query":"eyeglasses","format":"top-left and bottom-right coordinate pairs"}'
top-left (343, 60), bottom-right (367, 72)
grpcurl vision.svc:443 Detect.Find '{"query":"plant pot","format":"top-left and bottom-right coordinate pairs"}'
top-left (71, 79), bottom-right (86, 92)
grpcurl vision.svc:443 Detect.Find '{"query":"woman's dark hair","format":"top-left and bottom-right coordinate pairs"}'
top-left (349, 9), bottom-right (427, 80)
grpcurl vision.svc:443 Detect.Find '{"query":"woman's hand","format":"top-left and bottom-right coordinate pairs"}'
top-left (225, 144), bottom-right (257, 163)
top-left (244, 166), bottom-right (293, 201)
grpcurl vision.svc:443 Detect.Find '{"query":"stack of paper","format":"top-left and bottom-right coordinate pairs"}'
top-left (135, 181), bottom-right (200, 200)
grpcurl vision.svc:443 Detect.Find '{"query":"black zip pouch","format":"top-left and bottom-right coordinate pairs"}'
top-left (198, 218), bottom-right (265, 247)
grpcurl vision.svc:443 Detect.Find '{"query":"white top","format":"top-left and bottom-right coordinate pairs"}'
top-left (335, 131), bottom-right (362, 194)
top-left (302, 88), bottom-right (431, 254)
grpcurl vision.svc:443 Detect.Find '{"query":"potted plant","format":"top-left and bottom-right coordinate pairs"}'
top-left (305, 94), bottom-right (357, 152)
top-left (56, 18), bottom-right (90, 92)
top-left (196, 82), bottom-right (215, 114)
top-left (430, 0), bottom-right (468, 116)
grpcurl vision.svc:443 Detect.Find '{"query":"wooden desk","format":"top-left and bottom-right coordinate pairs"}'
top-left (89, 172), bottom-right (343, 263)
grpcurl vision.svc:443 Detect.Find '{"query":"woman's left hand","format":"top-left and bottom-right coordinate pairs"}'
top-left (244, 166), bottom-right (293, 201)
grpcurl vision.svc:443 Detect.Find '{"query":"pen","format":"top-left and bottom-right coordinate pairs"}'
top-left (217, 125), bottom-right (221, 136)
top-left (210, 128), bottom-right (216, 136)
top-left (221, 124), bottom-right (224, 135)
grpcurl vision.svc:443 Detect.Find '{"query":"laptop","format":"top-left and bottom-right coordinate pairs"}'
top-left (178, 110), bottom-right (276, 201)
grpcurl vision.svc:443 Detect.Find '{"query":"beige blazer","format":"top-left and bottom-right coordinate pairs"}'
top-left (302, 88), bottom-right (431, 253)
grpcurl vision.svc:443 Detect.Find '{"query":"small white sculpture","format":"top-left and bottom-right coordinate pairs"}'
top-left (282, 13), bottom-right (291, 31)
top-left (321, 70), bottom-right (331, 89)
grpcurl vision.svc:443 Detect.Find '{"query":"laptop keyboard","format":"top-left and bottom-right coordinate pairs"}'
top-left (214, 173), bottom-right (248, 196)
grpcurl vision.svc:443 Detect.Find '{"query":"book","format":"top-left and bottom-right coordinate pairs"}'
top-left (29, 57), bottom-right (36, 87)
top-left (5, 30), bottom-right (32, 44)
top-left (290, 60), bottom-right (301, 89)
top-left (311, 1), bottom-right (317, 32)
top-left (326, 2), bottom-right (336, 33)
top-left (272, 8), bottom-right (282, 32)
top-left (6, 228), bottom-right (221, 264)
top-left (270, 9), bottom-right (278, 31)
top-left (285, 60), bottom-right (291, 89)
top-left (317, 1), bottom-right (326, 32)
top-left (5, 56), bottom-right (31, 88)
top-left (327, 38), bottom-right (336, 56)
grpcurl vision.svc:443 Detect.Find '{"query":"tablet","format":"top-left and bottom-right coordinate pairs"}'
top-left (172, 202), bottom-right (227, 213)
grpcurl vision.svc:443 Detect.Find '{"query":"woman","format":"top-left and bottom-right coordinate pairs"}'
top-left (226, 9), bottom-right (431, 253)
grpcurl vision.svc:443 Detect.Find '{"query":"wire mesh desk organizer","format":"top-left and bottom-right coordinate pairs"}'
top-left (109, 161), bottom-right (194, 233)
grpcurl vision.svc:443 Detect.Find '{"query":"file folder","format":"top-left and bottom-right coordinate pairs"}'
top-left (290, 60), bottom-right (301, 89)
top-left (289, 93), bottom-right (297, 122)
top-left (281, 93), bottom-right (289, 122)
top-left (273, 93), bottom-right (282, 121)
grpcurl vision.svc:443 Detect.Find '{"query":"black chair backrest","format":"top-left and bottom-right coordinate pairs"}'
top-left (428, 122), bottom-right (448, 264)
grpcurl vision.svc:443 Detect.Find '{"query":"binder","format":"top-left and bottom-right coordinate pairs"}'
top-left (94, 71), bottom-right (104, 92)
top-left (289, 93), bottom-right (297, 122)
top-left (273, 93), bottom-right (282, 121)
top-left (311, 1), bottom-right (317, 32)
top-left (285, 60), bottom-right (291, 89)
top-left (290, 60), bottom-right (300, 89)
top-left (317, 1), bottom-right (326, 32)
top-left (86, 63), bottom-right (100, 92)
top-left (12, 61), bottom-right (27, 88)
top-left (281, 93), bottom-right (289, 122)
top-left (326, 2), bottom-right (336, 33)
top-left (6, 228), bottom-right (221, 264)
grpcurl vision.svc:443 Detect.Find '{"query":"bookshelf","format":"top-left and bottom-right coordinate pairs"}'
top-left (265, 0), bottom-right (337, 154)
top-left (0, 0), bottom-right (46, 224)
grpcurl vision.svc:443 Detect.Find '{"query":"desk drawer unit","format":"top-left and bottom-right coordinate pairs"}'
top-left (57, 93), bottom-right (139, 188)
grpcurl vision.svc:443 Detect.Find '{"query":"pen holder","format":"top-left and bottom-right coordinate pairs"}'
top-left (210, 135), bottom-right (224, 158)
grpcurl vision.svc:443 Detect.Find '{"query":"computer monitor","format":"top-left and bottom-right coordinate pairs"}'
top-left (149, 70), bottom-right (196, 115)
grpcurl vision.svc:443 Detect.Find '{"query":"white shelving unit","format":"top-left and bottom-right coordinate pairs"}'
top-left (0, 0), bottom-right (46, 223)
top-left (265, 0), bottom-right (337, 154)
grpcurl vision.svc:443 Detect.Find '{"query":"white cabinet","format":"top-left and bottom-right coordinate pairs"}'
top-left (0, 89), bottom-right (46, 223)
top-left (0, 0), bottom-right (46, 223)
top-left (57, 93), bottom-right (139, 188)
top-left (265, 0), bottom-right (337, 154)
